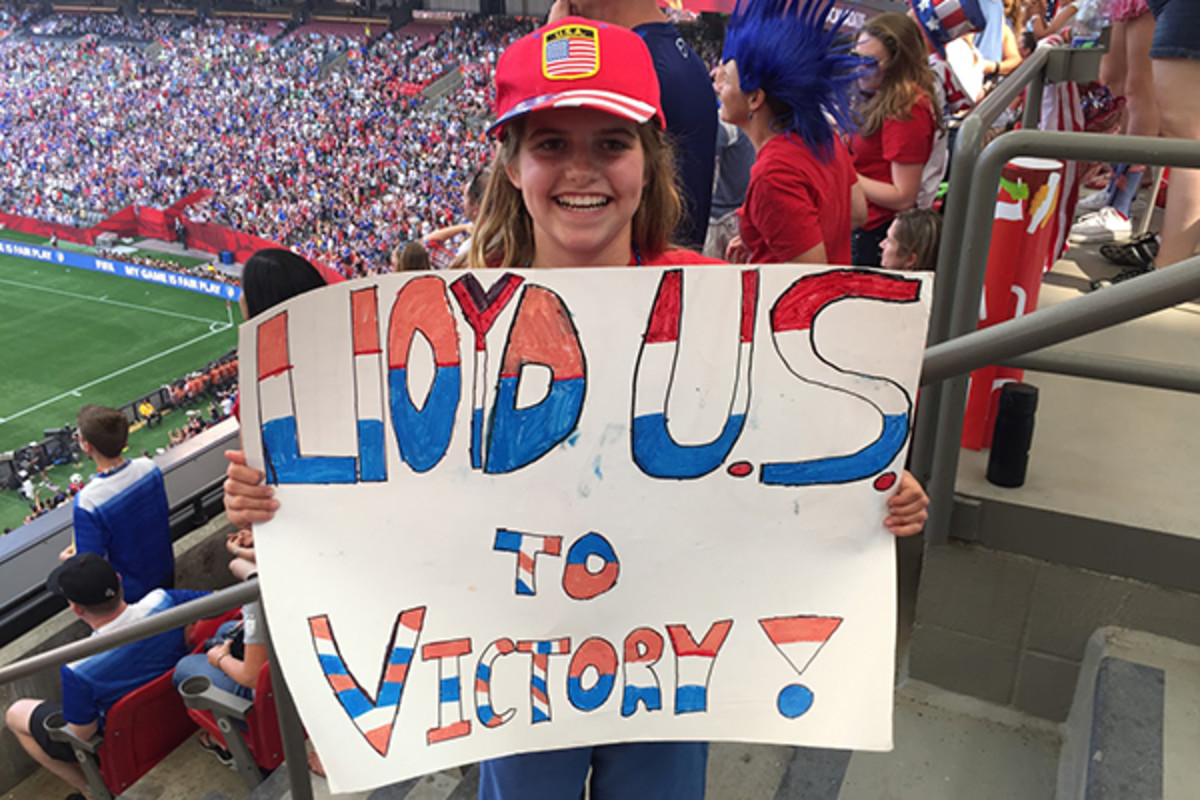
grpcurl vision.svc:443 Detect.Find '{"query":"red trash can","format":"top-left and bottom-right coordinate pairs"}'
top-left (962, 156), bottom-right (1064, 451)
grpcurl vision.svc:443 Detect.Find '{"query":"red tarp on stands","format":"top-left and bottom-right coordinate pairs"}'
top-left (0, 207), bottom-right (343, 285)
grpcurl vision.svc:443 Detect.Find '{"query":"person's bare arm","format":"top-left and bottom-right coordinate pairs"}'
top-left (209, 640), bottom-right (267, 690)
top-left (857, 161), bottom-right (924, 212)
top-left (422, 222), bottom-right (472, 244)
top-left (790, 241), bottom-right (829, 265)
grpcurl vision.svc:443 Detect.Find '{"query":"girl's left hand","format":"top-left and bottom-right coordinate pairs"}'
top-left (885, 470), bottom-right (929, 537)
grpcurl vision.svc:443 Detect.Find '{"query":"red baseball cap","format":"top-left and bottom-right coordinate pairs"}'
top-left (488, 17), bottom-right (664, 138)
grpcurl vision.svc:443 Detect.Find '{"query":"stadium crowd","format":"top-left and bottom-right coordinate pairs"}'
top-left (0, 11), bottom-right (533, 276)
top-left (6, 1), bottom-right (1200, 796)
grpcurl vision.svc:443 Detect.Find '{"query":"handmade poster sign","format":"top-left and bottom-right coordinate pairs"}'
top-left (239, 264), bottom-right (932, 792)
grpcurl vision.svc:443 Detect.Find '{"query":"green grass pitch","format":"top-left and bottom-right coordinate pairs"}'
top-left (0, 250), bottom-right (243, 454)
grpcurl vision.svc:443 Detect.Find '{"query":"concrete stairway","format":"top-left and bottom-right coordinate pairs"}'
top-left (1056, 627), bottom-right (1200, 800)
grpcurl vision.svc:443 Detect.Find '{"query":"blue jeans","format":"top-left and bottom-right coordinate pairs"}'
top-left (479, 741), bottom-right (708, 800)
top-left (1148, 0), bottom-right (1200, 60)
top-left (172, 621), bottom-right (253, 700)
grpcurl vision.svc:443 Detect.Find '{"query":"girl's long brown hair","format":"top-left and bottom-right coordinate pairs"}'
top-left (467, 117), bottom-right (682, 270)
top-left (856, 12), bottom-right (941, 138)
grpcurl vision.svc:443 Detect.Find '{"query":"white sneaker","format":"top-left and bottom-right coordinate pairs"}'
top-left (1076, 190), bottom-right (1110, 215)
top-left (1069, 206), bottom-right (1131, 243)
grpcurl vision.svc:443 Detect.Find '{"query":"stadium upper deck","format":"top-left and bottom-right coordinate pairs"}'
top-left (0, 7), bottom-right (539, 277)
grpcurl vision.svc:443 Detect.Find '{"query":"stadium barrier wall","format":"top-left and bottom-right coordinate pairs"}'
top-left (0, 238), bottom-right (242, 301)
top-left (1, 207), bottom-right (343, 285)
top-left (0, 212), bottom-right (96, 245)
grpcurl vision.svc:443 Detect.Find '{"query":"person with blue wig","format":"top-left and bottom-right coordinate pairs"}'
top-left (719, 0), bottom-right (867, 265)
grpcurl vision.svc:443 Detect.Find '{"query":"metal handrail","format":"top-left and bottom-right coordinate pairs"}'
top-left (922, 255), bottom-right (1200, 384)
top-left (917, 127), bottom-right (1200, 545)
top-left (999, 349), bottom-right (1200, 394)
top-left (0, 581), bottom-right (256, 685)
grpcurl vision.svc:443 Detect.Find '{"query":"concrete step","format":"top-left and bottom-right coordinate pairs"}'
top-left (908, 541), bottom-right (1200, 723)
top-left (1056, 628), bottom-right (1200, 800)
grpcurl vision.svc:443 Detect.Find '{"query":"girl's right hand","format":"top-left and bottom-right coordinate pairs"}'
top-left (223, 450), bottom-right (278, 528)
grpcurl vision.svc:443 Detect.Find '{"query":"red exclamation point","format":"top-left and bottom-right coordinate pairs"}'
top-left (758, 616), bottom-right (842, 718)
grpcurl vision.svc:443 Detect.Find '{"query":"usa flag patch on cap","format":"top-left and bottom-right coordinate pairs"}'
top-left (542, 24), bottom-right (599, 80)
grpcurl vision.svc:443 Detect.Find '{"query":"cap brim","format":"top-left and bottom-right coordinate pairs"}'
top-left (46, 561), bottom-right (69, 597)
top-left (488, 89), bottom-right (661, 137)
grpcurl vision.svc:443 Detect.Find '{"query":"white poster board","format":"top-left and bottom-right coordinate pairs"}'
top-left (239, 264), bottom-right (931, 793)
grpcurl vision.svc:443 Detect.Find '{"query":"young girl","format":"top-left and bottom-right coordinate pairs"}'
top-left (718, 0), bottom-right (867, 265)
top-left (851, 12), bottom-right (940, 266)
top-left (225, 17), bottom-right (931, 799)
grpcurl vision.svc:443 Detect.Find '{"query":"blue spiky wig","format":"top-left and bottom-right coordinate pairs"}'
top-left (722, 0), bottom-right (866, 161)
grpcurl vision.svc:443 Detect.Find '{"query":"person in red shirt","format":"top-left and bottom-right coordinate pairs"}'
top-left (850, 12), bottom-right (940, 267)
top-left (718, 0), bottom-right (866, 265)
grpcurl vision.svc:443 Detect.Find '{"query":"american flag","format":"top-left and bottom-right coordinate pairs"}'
top-left (544, 30), bottom-right (598, 78)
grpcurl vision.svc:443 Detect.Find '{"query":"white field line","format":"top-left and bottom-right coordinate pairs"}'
top-left (0, 276), bottom-right (224, 325)
top-left (0, 323), bottom-right (233, 424)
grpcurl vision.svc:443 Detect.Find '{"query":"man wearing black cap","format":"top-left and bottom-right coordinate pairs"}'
top-left (4, 554), bottom-right (207, 796)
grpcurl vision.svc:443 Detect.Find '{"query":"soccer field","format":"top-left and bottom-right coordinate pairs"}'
top-left (0, 251), bottom-right (244, 448)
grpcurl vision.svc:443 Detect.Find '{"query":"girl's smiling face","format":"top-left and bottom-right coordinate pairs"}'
top-left (505, 107), bottom-right (646, 269)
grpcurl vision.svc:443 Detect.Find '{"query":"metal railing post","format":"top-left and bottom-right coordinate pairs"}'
top-left (1022, 68), bottom-right (1045, 131)
top-left (266, 635), bottom-right (314, 800)
top-left (910, 47), bottom-right (1054, 487)
top-left (909, 115), bottom-right (982, 484)
top-left (921, 130), bottom-right (1200, 545)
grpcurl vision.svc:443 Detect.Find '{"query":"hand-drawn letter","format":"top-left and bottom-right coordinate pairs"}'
top-left (561, 532), bottom-right (620, 601)
top-left (450, 273), bottom-right (524, 469)
top-left (257, 311), bottom-right (357, 484)
top-left (388, 276), bottom-right (461, 473)
top-left (351, 288), bottom-right (387, 482)
top-left (486, 286), bottom-right (586, 473)
top-left (516, 638), bottom-right (572, 723)
top-left (567, 637), bottom-right (619, 712)
top-left (308, 607), bottom-right (426, 756)
top-left (758, 615), bottom-right (842, 718)
top-left (621, 627), bottom-right (665, 717)
top-left (666, 620), bottom-right (733, 714)
top-left (764, 270), bottom-right (921, 485)
top-left (475, 638), bottom-right (518, 728)
top-left (422, 638), bottom-right (473, 744)
top-left (493, 529), bottom-right (563, 596)
top-left (632, 269), bottom-right (758, 479)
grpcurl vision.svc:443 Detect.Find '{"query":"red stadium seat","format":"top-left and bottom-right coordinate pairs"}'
top-left (45, 610), bottom-right (239, 800)
top-left (180, 660), bottom-right (285, 788)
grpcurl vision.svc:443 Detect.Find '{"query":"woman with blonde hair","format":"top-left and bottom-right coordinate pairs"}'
top-left (851, 11), bottom-right (940, 266)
